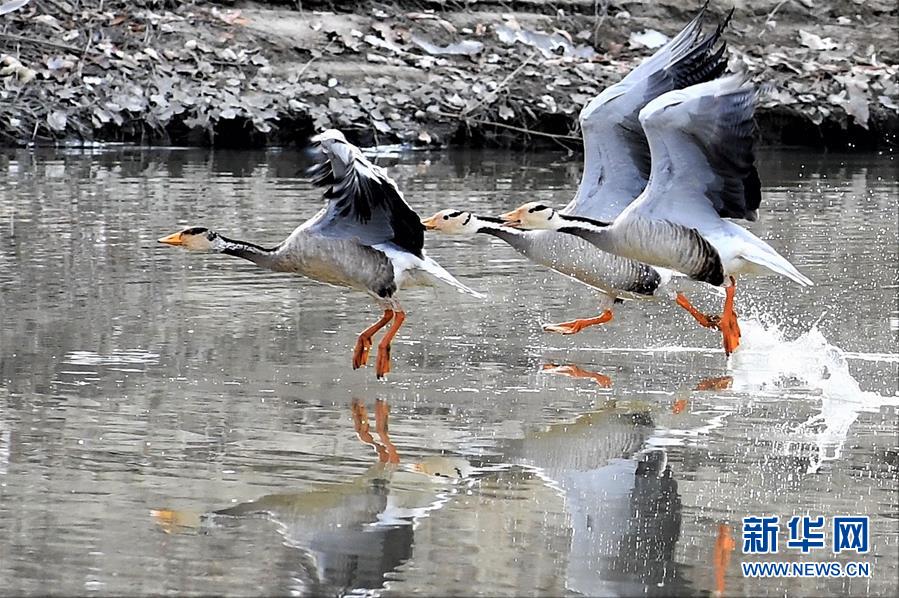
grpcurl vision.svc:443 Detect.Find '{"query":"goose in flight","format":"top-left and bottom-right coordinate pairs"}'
top-left (422, 5), bottom-right (731, 335)
top-left (500, 76), bottom-right (813, 355)
top-left (158, 129), bottom-right (483, 378)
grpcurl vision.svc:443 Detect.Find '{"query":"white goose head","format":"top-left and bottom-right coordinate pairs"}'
top-left (421, 209), bottom-right (485, 235)
top-left (158, 227), bottom-right (226, 252)
top-left (499, 202), bottom-right (562, 230)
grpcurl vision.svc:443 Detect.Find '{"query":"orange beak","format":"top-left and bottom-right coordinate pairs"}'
top-left (157, 231), bottom-right (184, 246)
top-left (420, 215), bottom-right (439, 230)
top-left (499, 208), bottom-right (523, 228)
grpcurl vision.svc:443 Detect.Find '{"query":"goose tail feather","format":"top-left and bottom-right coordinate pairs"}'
top-left (743, 251), bottom-right (814, 287)
top-left (420, 256), bottom-right (486, 299)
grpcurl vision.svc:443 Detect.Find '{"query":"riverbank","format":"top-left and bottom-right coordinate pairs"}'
top-left (1, 0), bottom-right (896, 149)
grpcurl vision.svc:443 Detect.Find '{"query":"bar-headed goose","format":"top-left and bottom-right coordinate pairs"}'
top-left (501, 76), bottom-right (813, 355)
top-left (158, 129), bottom-right (483, 378)
top-left (421, 6), bottom-right (731, 335)
top-left (421, 211), bottom-right (655, 333)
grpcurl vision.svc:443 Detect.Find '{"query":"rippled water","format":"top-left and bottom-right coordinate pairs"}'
top-left (0, 147), bottom-right (896, 596)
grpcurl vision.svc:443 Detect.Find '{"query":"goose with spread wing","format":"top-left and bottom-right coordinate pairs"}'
top-left (501, 76), bottom-right (812, 355)
top-left (158, 129), bottom-right (483, 378)
top-left (422, 5), bottom-right (731, 335)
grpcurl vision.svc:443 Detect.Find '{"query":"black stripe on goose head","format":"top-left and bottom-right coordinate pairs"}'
top-left (561, 214), bottom-right (611, 227)
top-left (182, 226), bottom-right (210, 236)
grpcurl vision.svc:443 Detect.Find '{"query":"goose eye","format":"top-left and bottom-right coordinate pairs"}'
top-left (443, 215), bottom-right (449, 220)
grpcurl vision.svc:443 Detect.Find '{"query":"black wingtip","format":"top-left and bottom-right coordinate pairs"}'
top-left (697, 0), bottom-right (710, 21)
top-left (743, 166), bottom-right (762, 215)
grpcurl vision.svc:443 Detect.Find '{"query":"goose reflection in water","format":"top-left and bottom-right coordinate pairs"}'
top-left (542, 362), bottom-right (613, 387)
top-left (152, 399), bottom-right (471, 595)
top-left (497, 398), bottom-right (684, 594)
top-left (520, 367), bottom-right (740, 595)
top-left (151, 394), bottom-right (738, 595)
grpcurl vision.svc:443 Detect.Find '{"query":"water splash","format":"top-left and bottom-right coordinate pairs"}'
top-left (730, 315), bottom-right (899, 473)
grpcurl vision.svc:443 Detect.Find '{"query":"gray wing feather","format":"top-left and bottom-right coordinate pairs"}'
top-left (633, 76), bottom-right (761, 225)
top-left (307, 129), bottom-right (425, 257)
top-left (564, 4), bottom-right (730, 221)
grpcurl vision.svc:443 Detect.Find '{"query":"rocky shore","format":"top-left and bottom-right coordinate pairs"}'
top-left (1, 0), bottom-right (896, 149)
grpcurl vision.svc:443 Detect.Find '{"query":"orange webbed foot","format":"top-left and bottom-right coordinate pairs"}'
top-left (352, 337), bottom-right (373, 369)
top-left (353, 309), bottom-right (394, 370)
top-left (542, 363), bottom-right (612, 387)
top-left (375, 345), bottom-right (392, 379)
top-left (542, 310), bottom-right (613, 335)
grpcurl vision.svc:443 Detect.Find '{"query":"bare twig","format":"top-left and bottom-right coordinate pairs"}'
top-left (593, 0), bottom-right (610, 48)
top-left (0, 32), bottom-right (83, 54)
top-left (462, 52), bottom-right (537, 115)
top-left (436, 110), bottom-right (579, 141)
top-left (463, 51), bottom-right (536, 117)
top-left (761, 0), bottom-right (792, 37)
top-left (296, 39), bottom-right (334, 79)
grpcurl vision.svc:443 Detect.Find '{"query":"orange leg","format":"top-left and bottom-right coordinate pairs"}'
top-left (543, 309), bottom-right (614, 335)
top-left (719, 278), bottom-right (741, 356)
top-left (672, 398), bottom-right (688, 414)
top-left (713, 524), bottom-right (736, 596)
top-left (375, 310), bottom-right (406, 379)
top-left (676, 293), bottom-right (719, 329)
top-left (351, 399), bottom-right (376, 444)
top-left (353, 309), bottom-right (394, 369)
top-left (677, 279), bottom-right (741, 357)
top-left (374, 399), bottom-right (400, 464)
top-left (542, 363), bottom-right (612, 387)
top-left (351, 399), bottom-right (392, 463)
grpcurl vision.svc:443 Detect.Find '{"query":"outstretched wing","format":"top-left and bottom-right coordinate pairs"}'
top-left (629, 75), bottom-right (761, 225)
top-left (565, 4), bottom-right (730, 220)
top-left (306, 129), bottom-right (424, 257)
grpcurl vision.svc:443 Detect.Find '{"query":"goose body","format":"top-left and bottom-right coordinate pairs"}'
top-left (423, 6), bottom-right (729, 334)
top-left (503, 76), bottom-right (813, 354)
top-left (159, 129), bottom-right (481, 378)
top-left (424, 213), bottom-right (661, 298)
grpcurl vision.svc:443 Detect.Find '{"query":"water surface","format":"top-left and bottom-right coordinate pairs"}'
top-left (0, 147), bottom-right (896, 596)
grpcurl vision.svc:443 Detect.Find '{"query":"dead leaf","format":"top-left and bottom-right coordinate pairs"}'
top-left (34, 14), bottom-right (64, 31)
top-left (539, 95), bottom-right (557, 113)
top-left (629, 29), bottom-right (669, 50)
top-left (372, 119), bottom-right (391, 133)
top-left (212, 8), bottom-right (249, 26)
top-left (364, 34), bottom-right (406, 55)
top-left (799, 30), bottom-right (839, 51)
top-left (47, 110), bottom-right (67, 131)
top-left (876, 94), bottom-right (896, 111)
top-left (495, 23), bottom-right (596, 60)
top-left (411, 36), bottom-right (483, 56)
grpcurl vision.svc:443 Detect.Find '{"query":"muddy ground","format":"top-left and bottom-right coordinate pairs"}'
top-left (1, 0), bottom-right (897, 149)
